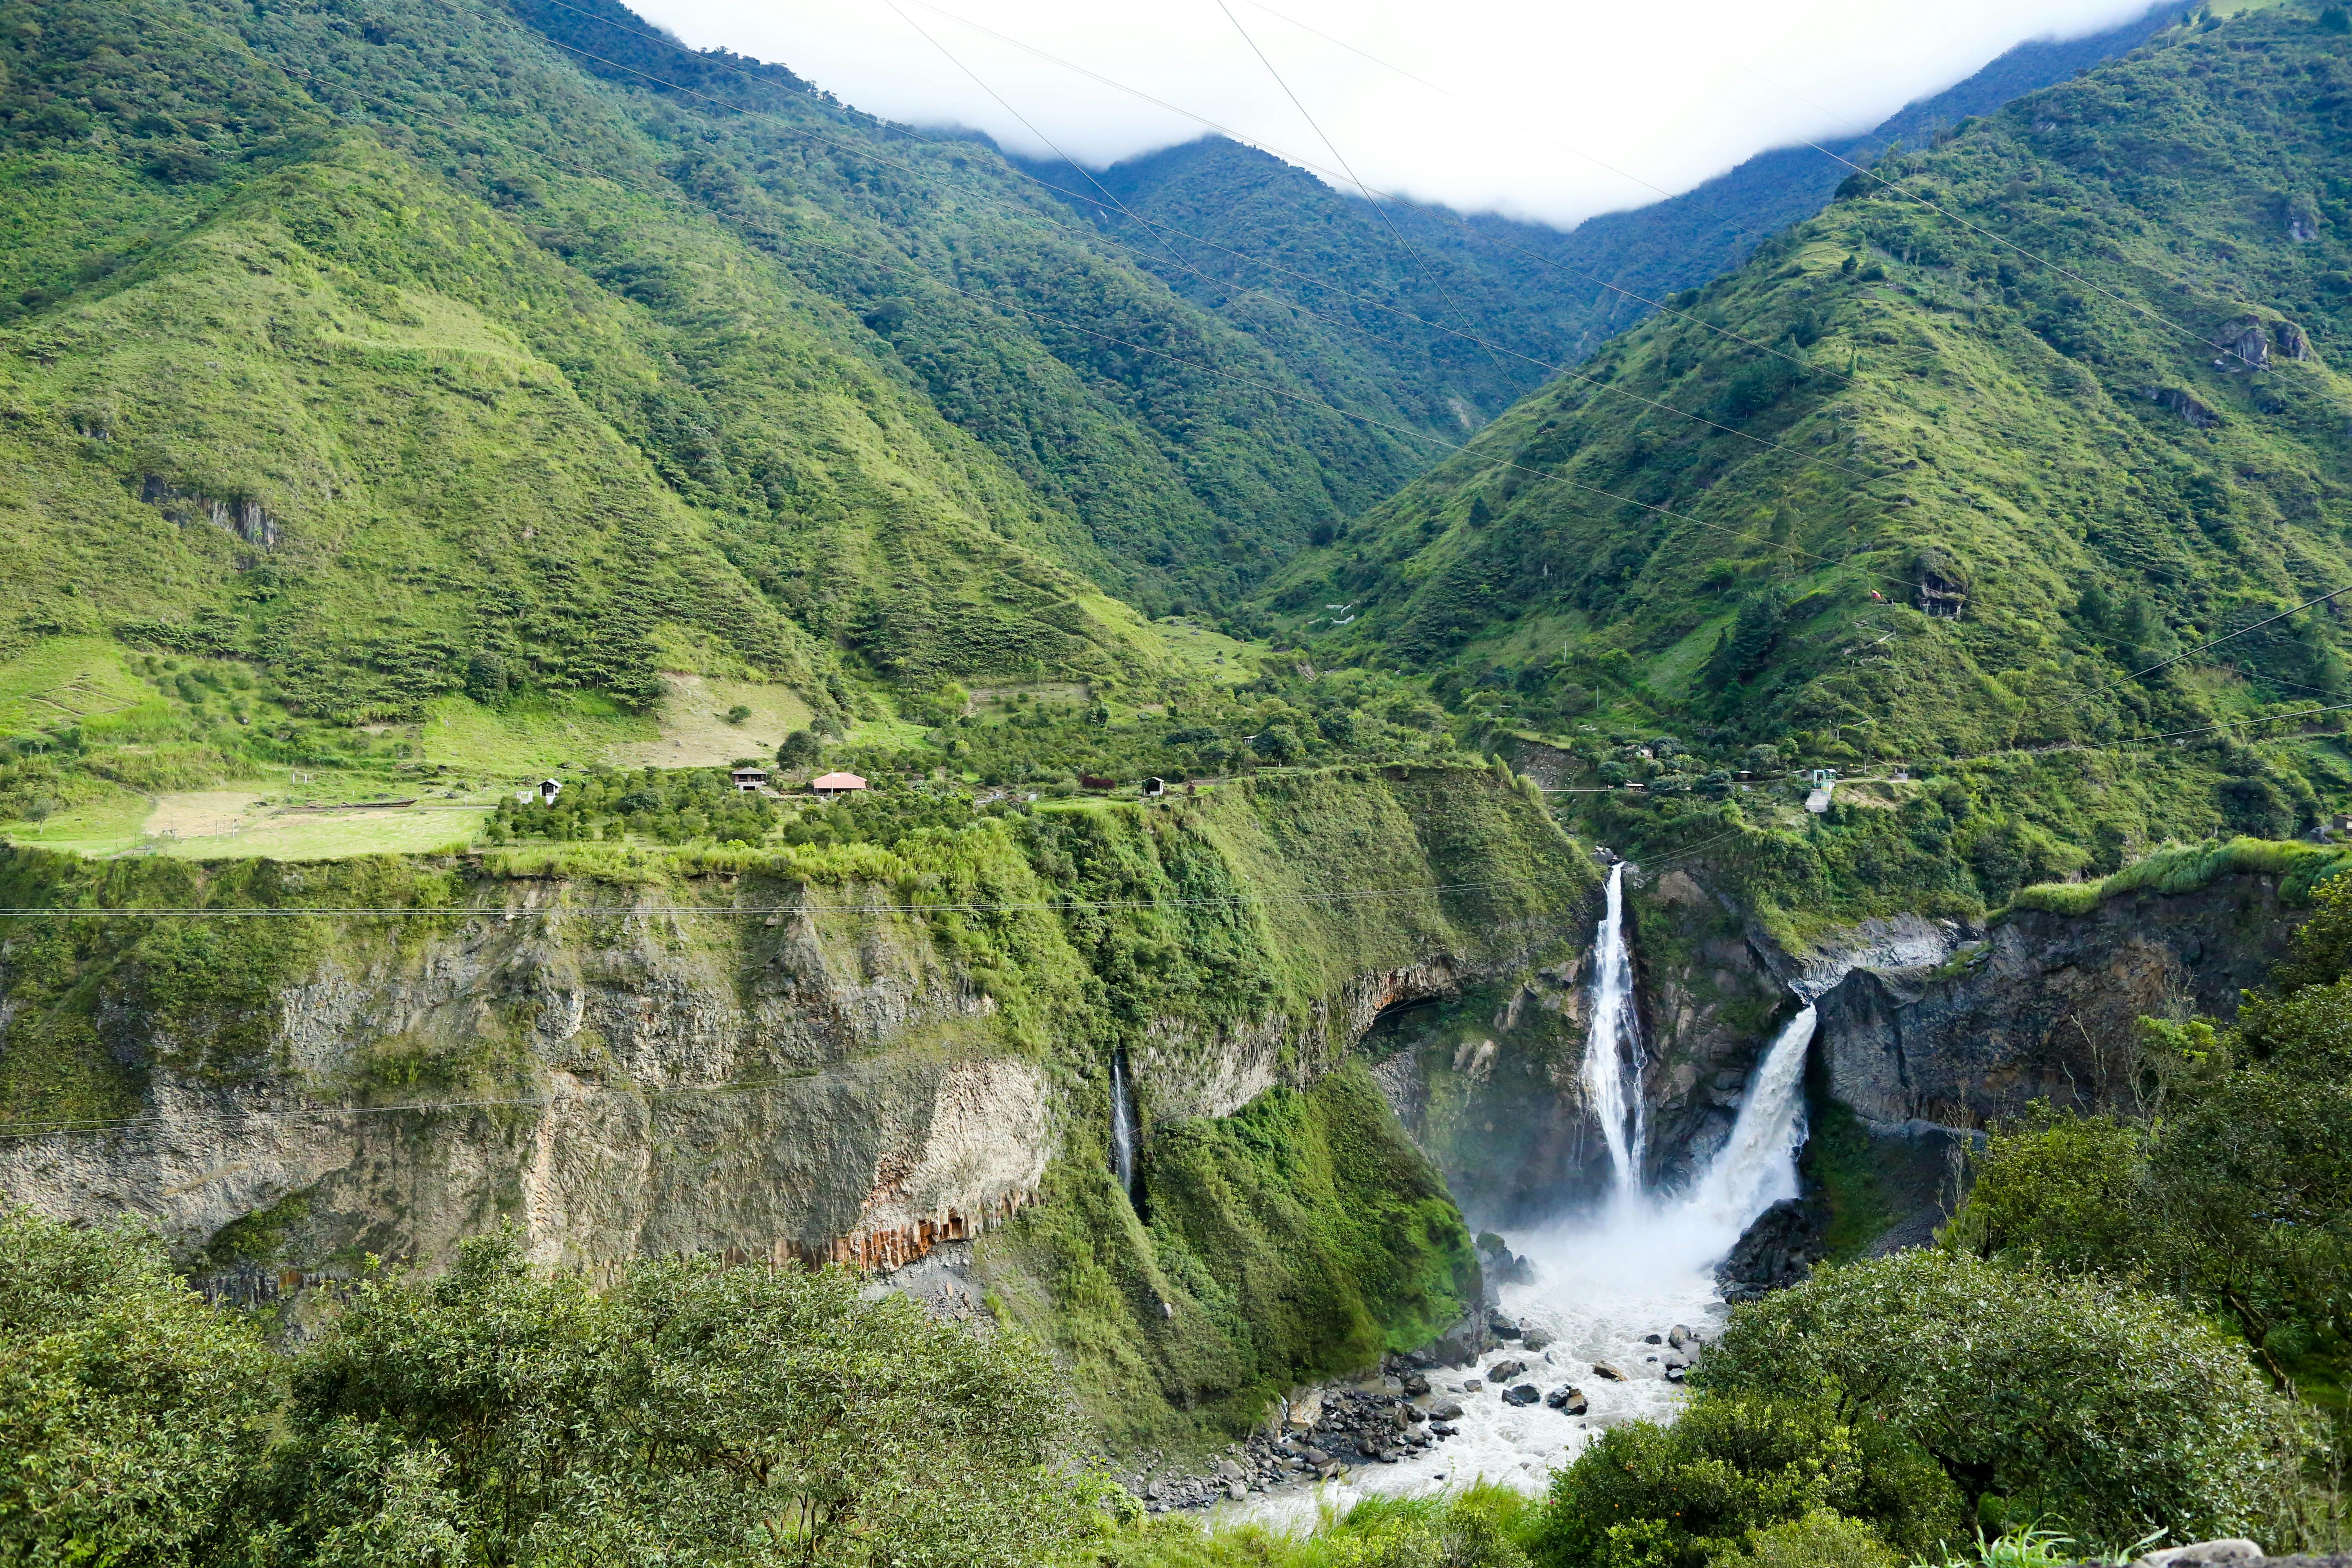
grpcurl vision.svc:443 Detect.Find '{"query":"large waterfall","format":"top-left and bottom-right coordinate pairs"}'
top-left (1578, 863), bottom-right (1647, 1200)
top-left (1238, 863), bottom-right (1823, 1524)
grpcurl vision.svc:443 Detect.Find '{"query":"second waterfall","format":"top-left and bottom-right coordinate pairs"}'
top-left (1578, 862), bottom-right (1648, 1200)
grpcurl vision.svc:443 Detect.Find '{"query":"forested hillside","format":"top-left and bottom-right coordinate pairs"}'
top-left (1017, 2), bottom-right (2178, 422)
top-left (1268, 1), bottom-right (2352, 918)
top-left (0, 0), bottom-right (1437, 719)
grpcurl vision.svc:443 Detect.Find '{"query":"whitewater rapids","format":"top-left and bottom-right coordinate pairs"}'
top-left (1231, 1001), bottom-right (1820, 1529)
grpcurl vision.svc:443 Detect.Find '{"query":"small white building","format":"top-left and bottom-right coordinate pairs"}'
top-left (811, 771), bottom-right (867, 800)
top-left (730, 766), bottom-right (768, 793)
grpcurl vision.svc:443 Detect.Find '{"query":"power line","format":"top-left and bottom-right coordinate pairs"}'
top-left (510, 0), bottom-right (1878, 485)
top-left (459, 11), bottom-right (1912, 589)
top-left (0, 878), bottom-right (1546, 921)
top-left (883, 0), bottom-right (1833, 378)
top-left (876, 0), bottom-right (1196, 283)
top-left (2131, 586), bottom-right (2352, 679)
top-left (1210, 0), bottom-right (1508, 379)
top-left (1723, 15), bottom-right (2269, 377)
top-left (2130, 699), bottom-right (2352, 746)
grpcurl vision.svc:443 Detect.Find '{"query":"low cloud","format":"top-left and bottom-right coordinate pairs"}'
top-left (638, 0), bottom-right (2154, 229)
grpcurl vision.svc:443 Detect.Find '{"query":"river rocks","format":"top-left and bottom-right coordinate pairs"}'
top-left (1717, 1195), bottom-right (1828, 1301)
top-left (1521, 1325), bottom-right (1555, 1351)
top-left (1665, 1364), bottom-right (1686, 1383)
top-left (1546, 1386), bottom-right (1588, 1413)
top-left (2138, 1543), bottom-right (2263, 1567)
top-left (1491, 1315), bottom-right (1525, 1340)
top-left (1401, 1372), bottom-right (1431, 1396)
top-left (1590, 1362), bottom-right (1627, 1381)
top-left (1427, 1399), bottom-right (1465, 1421)
top-left (1459, 1377), bottom-right (1484, 1392)
top-left (1501, 1383), bottom-right (1542, 1406)
top-left (1642, 1333), bottom-right (1662, 1344)
top-left (1668, 1324), bottom-right (1693, 1349)
top-left (1487, 1359), bottom-right (1528, 1381)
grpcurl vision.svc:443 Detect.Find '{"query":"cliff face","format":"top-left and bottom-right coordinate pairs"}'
top-left (1811, 875), bottom-right (2296, 1131)
top-left (0, 768), bottom-right (1601, 1440)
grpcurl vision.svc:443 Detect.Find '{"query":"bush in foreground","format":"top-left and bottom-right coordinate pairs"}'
top-left (0, 1212), bottom-right (1097, 1566)
top-left (1690, 1249), bottom-right (2311, 1548)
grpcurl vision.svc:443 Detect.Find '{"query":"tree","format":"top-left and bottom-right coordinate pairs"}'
top-left (1530, 1392), bottom-right (1957, 1568)
top-left (0, 1209), bottom-right (279, 1564)
top-left (777, 729), bottom-right (822, 769)
top-left (1691, 1250), bottom-right (2310, 1547)
top-left (278, 1233), bottom-right (1097, 1566)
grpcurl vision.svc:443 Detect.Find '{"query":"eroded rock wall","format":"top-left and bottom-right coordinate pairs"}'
top-left (1811, 874), bottom-right (2295, 1129)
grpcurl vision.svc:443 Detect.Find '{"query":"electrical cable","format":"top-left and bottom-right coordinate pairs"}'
top-left (459, 8), bottom-right (1924, 593)
top-left (875, 0), bottom-right (1197, 283)
top-left (2130, 585), bottom-right (2352, 679)
top-left (2129, 699), bottom-right (2352, 746)
top-left (1209, 0), bottom-right (1508, 378)
top-left (507, 0), bottom-right (1878, 484)
top-left (1717, 17), bottom-right (2270, 375)
top-left (878, 0), bottom-right (1837, 377)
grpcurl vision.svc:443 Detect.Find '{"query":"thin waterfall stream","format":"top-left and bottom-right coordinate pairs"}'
top-left (1109, 1049), bottom-right (1138, 1201)
top-left (1237, 864), bottom-right (1821, 1526)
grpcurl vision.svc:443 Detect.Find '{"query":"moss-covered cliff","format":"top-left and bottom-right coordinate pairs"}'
top-left (0, 764), bottom-right (1599, 1446)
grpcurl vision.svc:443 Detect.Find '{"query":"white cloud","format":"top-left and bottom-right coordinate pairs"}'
top-left (633, 0), bottom-right (2156, 229)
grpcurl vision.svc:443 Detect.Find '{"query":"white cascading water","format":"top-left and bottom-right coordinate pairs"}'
top-left (1234, 868), bottom-right (1822, 1530)
top-left (1578, 863), bottom-right (1647, 1200)
top-left (1109, 1050), bottom-right (1138, 1200)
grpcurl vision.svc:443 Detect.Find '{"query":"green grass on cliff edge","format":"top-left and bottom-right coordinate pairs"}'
top-left (0, 768), bottom-right (1590, 1454)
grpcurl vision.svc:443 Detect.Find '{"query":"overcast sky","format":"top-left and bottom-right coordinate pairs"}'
top-left (633, 0), bottom-right (2155, 229)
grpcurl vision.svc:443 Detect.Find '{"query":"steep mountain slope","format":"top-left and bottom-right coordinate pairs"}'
top-left (1267, 2), bottom-right (2352, 910)
top-left (1019, 1), bottom-right (2181, 415)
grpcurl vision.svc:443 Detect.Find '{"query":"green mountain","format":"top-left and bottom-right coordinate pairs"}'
top-left (1265, 0), bottom-right (2352, 912)
top-left (1016, 2), bottom-right (2179, 414)
top-left (0, 0), bottom-right (1454, 726)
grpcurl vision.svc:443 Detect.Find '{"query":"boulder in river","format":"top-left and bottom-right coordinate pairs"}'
top-left (1487, 1359), bottom-right (1528, 1381)
top-left (1502, 1383), bottom-right (1542, 1406)
top-left (1402, 1372), bottom-right (1431, 1396)
top-left (1667, 1324), bottom-right (1693, 1349)
top-left (1717, 1196), bottom-right (1829, 1301)
top-left (1546, 1386), bottom-right (1588, 1414)
top-left (1427, 1400), bottom-right (1465, 1421)
top-left (1591, 1362), bottom-right (1627, 1381)
top-left (1521, 1326), bottom-right (1555, 1351)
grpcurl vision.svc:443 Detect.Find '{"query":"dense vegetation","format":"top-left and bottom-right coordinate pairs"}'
top-left (0, 764), bottom-right (1583, 1448)
top-left (1056, 2), bottom-right (2174, 395)
top-left (0, 1211), bottom-right (1096, 1565)
top-left (1264, 2), bottom-right (2352, 920)
top-left (1952, 866), bottom-right (2352, 1508)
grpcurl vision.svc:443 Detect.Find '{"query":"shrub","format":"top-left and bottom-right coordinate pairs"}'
top-left (1528, 1392), bottom-right (1959, 1568)
top-left (276, 1231), bottom-right (1096, 1566)
top-left (0, 1210), bottom-right (279, 1564)
top-left (1739, 1509), bottom-right (1900, 1568)
top-left (1692, 1250), bottom-right (2310, 1547)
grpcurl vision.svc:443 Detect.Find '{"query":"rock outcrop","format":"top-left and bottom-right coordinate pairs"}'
top-left (1811, 874), bottom-right (2293, 1130)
